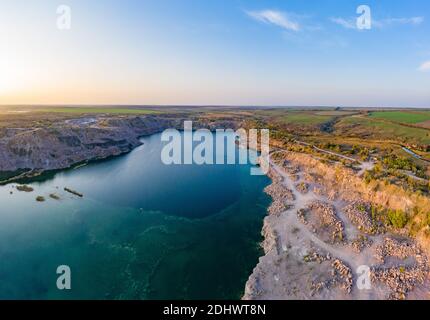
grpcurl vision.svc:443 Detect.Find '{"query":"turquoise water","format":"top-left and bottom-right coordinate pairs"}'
top-left (0, 132), bottom-right (270, 300)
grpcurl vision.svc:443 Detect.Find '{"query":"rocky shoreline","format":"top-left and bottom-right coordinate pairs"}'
top-left (0, 115), bottom-right (180, 177)
top-left (0, 114), bottom-right (244, 182)
top-left (243, 150), bottom-right (430, 300)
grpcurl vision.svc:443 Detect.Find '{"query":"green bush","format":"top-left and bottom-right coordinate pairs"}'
top-left (387, 209), bottom-right (408, 229)
top-left (382, 155), bottom-right (415, 171)
top-left (357, 204), bottom-right (366, 212)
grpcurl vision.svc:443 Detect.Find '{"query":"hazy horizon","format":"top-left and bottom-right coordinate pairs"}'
top-left (1, 104), bottom-right (430, 109)
top-left (1, 0), bottom-right (429, 107)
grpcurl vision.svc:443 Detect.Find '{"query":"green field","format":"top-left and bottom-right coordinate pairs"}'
top-left (314, 111), bottom-right (359, 116)
top-left (336, 116), bottom-right (430, 145)
top-left (257, 110), bottom-right (333, 125)
top-left (369, 111), bottom-right (430, 124)
top-left (279, 113), bottom-right (332, 125)
top-left (36, 107), bottom-right (162, 115)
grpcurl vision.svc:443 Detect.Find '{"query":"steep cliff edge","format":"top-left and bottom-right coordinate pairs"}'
top-left (0, 115), bottom-right (179, 174)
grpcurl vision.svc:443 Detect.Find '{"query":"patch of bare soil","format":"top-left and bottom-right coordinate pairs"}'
top-left (297, 201), bottom-right (344, 244)
top-left (243, 150), bottom-right (430, 300)
top-left (416, 120), bottom-right (430, 129)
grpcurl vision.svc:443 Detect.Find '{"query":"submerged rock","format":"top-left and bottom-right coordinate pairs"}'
top-left (64, 187), bottom-right (83, 198)
top-left (49, 194), bottom-right (60, 200)
top-left (16, 185), bottom-right (34, 192)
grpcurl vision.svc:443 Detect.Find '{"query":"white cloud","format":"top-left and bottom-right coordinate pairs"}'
top-left (374, 17), bottom-right (424, 28)
top-left (331, 16), bottom-right (424, 30)
top-left (330, 17), bottom-right (356, 29)
top-left (246, 10), bottom-right (299, 31)
top-left (419, 61), bottom-right (430, 72)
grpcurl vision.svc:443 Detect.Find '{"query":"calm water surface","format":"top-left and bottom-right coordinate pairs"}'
top-left (0, 132), bottom-right (270, 299)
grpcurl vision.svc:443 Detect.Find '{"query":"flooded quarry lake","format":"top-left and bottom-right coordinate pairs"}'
top-left (0, 132), bottom-right (270, 299)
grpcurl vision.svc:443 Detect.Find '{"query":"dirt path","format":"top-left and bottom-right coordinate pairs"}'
top-left (296, 140), bottom-right (359, 163)
top-left (270, 156), bottom-right (380, 271)
top-left (295, 140), bottom-right (375, 175)
top-left (243, 150), bottom-right (429, 300)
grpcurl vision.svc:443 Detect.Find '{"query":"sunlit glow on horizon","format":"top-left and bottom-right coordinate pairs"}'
top-left (0, 0), bottom-right (429, 107)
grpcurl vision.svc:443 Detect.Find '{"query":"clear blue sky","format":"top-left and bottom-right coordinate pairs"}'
top-left (0, 0), bottom-right (429, 107)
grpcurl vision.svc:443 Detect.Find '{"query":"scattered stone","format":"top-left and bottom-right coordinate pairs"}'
top-left (297, 209), bottom-right (307, 225)
top-left (349, 235), bottom-right (373, 253)
top-left (16, 185), bottom-right (34, 192)
top-left (264, 180), bottom-right (294, 216)
top-left (371, 266), bottom-right (428, 300)
top-left (36, 196), bottom-right (45, 202)
top-left (262, 224), bottom-right (281, 254)
top-left (299, 201), bottom-right (345, 244)
top-left (343, 201), bottom-right (383, 235)
top-left (274, 159), bottom-right (301, 178)
top-left (296, 182), bottom-right (309, 194)
top-left (304, 251), bottom-right (331, 264)
top-left (331, 259), bottom-right (353, 294)
top-left (371, 237), bottom-right (429, 300)
top-left (245, 150), bottom-right (430, 300)
top-left (49, 194), bottom-right (60, 200)
top-left (310, 280), bottom-right (330, 296)
top-left (310, 256), bottom-right (354, 296)
top-left (375, 238), bottom-right (427, 265)
top-left (267, 168), bottom-right (283, 183)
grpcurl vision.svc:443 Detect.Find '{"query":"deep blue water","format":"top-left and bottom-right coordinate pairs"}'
top-left (0, 132), bottom-right (270, 299)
